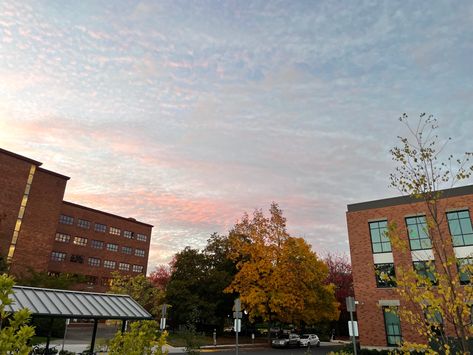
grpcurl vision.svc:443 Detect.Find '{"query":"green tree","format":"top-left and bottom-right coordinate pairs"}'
top-left (16, 269), bottom-right (86, 290)
top-left (388, 113), bottom-right (473, 353)
top-left (109, 273), bottom-right (164, 318)
top-left (165, 234), bottom-right (236, 330)
top-left (0, 274), bottom-right (35, 355)
top-left (225, 203), bottom-right (339, 334)
top-left (108, 320), bottom-right (168, 355)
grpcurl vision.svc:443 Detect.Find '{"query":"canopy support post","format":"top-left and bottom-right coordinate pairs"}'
top-left (90, 319), bottom-right (98, 354)
top-left (45, 318), bottom-right (54, 352)
top-left (121, 320), bottom-right (127, 333)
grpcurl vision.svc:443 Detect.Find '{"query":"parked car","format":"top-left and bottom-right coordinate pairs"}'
top-left (299, 334), bottom-right (320, 347)
top-left (271, 333), bottom-right (301, 348)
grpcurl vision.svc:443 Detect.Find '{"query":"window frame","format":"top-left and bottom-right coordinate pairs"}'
top-left (375, 263), bottom-right (397, 288)
top-left (73, 236), bottom-right (88, 247)
top-left (77, 219), bottom-right (91, 229)
top-left (383, 307), bottom-right (402, 346)
top-left (88, 257), bottom-right (101, 267)
top-left (94, 223), bottom-right (107, 233)
top-left (413, 260), bottom-right (438, 286)
top-left (447, 210), bottom-right (473, 247)
top-left (369, 220), bottom-right (391, 254)
top-left (59, 214), bottom-right (74, 225)
top-left (55, 233), bottom-right (71, 243)
top-left (51, 251), bottom-right (66, 262)
top-left (106, 243), bottom-right (119, 252)
top-left (91, 240), bottom-right (104, 249)
top-left (405, 215), bottom-right (432, 251)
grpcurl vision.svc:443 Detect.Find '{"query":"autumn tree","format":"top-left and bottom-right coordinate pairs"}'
top-left (109, 272), bottom-right (165, 318)
top-left (323, 253), bottom-right (354, 336)
top-left (225, 203), bottom-right (339, 336)
top-left (148, 264), bottom-right (172, 291)
top-left (388, 113), bottom-right (473, 353)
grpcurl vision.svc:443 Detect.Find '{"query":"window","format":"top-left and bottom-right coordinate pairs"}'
top-left (413, 261), bottom-right (437, 285)
top-left (369, 220), bottom-right (391, 253)
top-left (119, 262), bottom-right (130, 271)
top-left (59, 214), bottom-right (74, 225)
top-left (424, 307), bottom-right (443, 336)
top-left (123, 230), bottom-right (133, 239)
top-left (136, 233), bottom-right (147, 242)
top-left (121, 246), bottom-right (132, 254)
top-left (375, 263), bottom-right (396, 288)
top-left (383, 307), bottom-right (402, 346)
top-left (133, 265), bottom-right (144, 273)
top-left (91, 240), bottom-right (104, 249)
top-left (55, 233), bottom-right (70, 243)
top-left (447, 210), bottom-right (473, 247)
top-left (135, 249), bottom-right (145, 257)
top-left (85, 276), bottom-right (97, 285)
top-left (94, 223), bottom-right (107, 233)
top-left (457, 258), bottom-right (473, 285)
top-left (406, 216), bottom-right (431, 250)
top-left (51, 251), bottom-right (66, 262)
top-left (104, 260), bottom-right (116, 269)
top-left (73, 237), bottom-right (88, 246)
top-left (107, 243), bottom-right (118, 252)
top-left (70, 254), bottom-right (84, 264)
top-left (101, 277), bottom-right (112, 286)
top-left (77, 219), bottom-right (90, 229)
top-left (110, 227), bottom-right (121, 236)
top-left (88, 257), bottom-right (100, 267)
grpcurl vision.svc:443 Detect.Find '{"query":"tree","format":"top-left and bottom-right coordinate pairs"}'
top-left (109, 272), bottom-right (165, 318)
top-left (388, 113), bottom-right (473, 353)
top-left (16, 269), bottom-right (86, 290)
top-left (0, 274), bottom-right (35, 355)
top-left (165, 234), bottom-right (236, 331)
top-left (148, 264), bottom-right (172, 291)
top-left (225, 203), bottom-right (339, 334)
top-left (323, 253), bottom-right (354, 336)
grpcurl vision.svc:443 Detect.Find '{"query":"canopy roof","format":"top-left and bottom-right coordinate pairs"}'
top-left (7, 286), bottom-right (153, 320)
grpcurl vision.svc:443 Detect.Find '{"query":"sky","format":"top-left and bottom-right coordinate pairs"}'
top-left (1, 1), bottom-right (472, 271)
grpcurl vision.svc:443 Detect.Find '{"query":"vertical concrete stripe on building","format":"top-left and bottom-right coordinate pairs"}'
top-left (7, 165), bottom-right (36, 263)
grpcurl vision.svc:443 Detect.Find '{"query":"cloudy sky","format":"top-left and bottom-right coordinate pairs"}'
top-left (1, 1), bottom-right (472, 271)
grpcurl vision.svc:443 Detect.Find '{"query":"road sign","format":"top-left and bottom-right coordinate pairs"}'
top-left (346, 296), bottom-right (356, 312)
top-left (160, 318), bottom-right (166, 330)
top-left (348, 321), bottom-right (358, 336)
top-left (234, 319), bottom-right (241, 332)
top-left (161, 304), bottom-right (167, 317)
top-left (234, 298), bottom-right (241, 312)
top-left (233, 311), bottom-right (242, 319)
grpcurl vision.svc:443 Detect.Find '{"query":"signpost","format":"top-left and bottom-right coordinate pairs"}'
top-left (346, 296), bottom-right (358, 355)
top-left (160, 304), bottom-right (167, 331)
top-left (234, 298), bottom-right (241, 355)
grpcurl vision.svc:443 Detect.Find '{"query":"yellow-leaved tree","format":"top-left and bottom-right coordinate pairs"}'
top-left (225, 203), bottom-right (339, 339)
top-left (388, 113), bottom-right (473, 354)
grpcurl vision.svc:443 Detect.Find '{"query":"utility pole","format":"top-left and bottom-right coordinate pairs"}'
top-left (346, 296), bottom-right (357, 355)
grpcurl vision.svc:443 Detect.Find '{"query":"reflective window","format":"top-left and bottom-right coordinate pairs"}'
top-left (91, 240), bottom-right (104, 249)
top-left (123, 230), bottom-right (133, 239)
top-left (73, 237), bottom-right (88, 246)
top-left (77, 219), bottom-right (91, 229)
top-left (106, 243), bottom-right (118, 252)
top-left (104, 260), bottom-right (116, 269)
top-left (59, 215), bottom-right (74, 225)
top-left (51, 251), bottom-right (66, 262)
top-left (121, 246), bottom-right (132, 254)
top-left (135, 249), bottom-right (145, 257)
top-left (406, 216), bottom-right (431, 250)
top-left (375, 263), bottom-right (396, 288)
top-left (136, 233), bottom-right (147, 242)
top-left (447, 210), bottom-right (473, 247)
top-left (55, 233), bottom-right (70, 243)
top-left (110, 227), bottom-right (121, 236)
top-left (88, 257), bottom-right (100, 267)
top-left (94, 223), bottom-right (107, 233)
top-left (132, 265), bottom-right (144, 273)
top-left (413, 261), bottom-right (437, 285)
top-left (383, 307), bottom-right (402, 346)
top-left (118, 262), bottom-right (130, 271)
top-left (457, 258), bottom-right (473, 285)
top-left (70, 254), bottom-right (84, 264)
top-left (369, 220), bottom-right (391, 253)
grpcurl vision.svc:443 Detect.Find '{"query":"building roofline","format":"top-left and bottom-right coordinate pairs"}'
top-left (0, 147), bottom-right (43, 166)
top-left (347, 184), bottom-right (473, 212)
top-left (62, 201), bottom-right (154, 228)
top-left (37, 167), bottom-right (70, 180)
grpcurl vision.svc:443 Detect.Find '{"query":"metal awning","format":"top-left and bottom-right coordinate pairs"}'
top-left (8, 285), bottom-right (152, 320)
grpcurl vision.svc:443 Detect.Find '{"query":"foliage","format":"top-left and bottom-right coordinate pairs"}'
top-left (165, 233), bottom-right (236, 330)
top-left (324, 253), bottom-right (354, 312)
top-left (16, 270), bottom-right (86, 290)
top-left (108, 320), bottom-right (168, 355)
top-left (388, 113), bottom-right (473, 353)
top-left (148, 264), bottom-right (172, 291)
top-left (225, 203), bottom-right (339, 326)
top-left (109, 272), bottom-right (165, 317)
top-left (0, 273), bottom-right (35, 355)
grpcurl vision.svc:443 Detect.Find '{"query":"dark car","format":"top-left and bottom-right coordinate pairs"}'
top-left (271, 333), bottom-right (301, 348)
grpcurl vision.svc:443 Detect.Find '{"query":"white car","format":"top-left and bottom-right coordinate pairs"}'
top-left (299, 334), bottom-right (320, 347)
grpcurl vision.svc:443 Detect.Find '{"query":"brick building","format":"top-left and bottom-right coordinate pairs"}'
top-left (346, 185), bottom-right (473, 349)
top-left (0, 148), bottom-right (152, 292)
